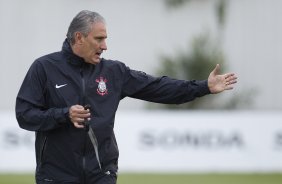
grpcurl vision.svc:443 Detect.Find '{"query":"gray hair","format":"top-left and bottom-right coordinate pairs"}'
top-left (66, 10), bottom-right (105, 45)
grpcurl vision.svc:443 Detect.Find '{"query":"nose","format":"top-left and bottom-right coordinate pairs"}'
top-left (101, 40), bottom-right (107, 51)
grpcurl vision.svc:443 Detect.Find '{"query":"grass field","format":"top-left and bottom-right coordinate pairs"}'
top-left (0, 173), bottom-right (282, 184)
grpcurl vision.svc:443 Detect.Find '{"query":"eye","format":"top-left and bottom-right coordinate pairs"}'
top-left (95, 35), bottom-right (107, 43)
top-left (97, 38), bottom-right (103, 42)
top-left (95, 37), bottom-right (104, 42)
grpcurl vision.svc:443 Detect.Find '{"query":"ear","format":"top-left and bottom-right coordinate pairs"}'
top-left (74, 32), bottom-right (84, 45)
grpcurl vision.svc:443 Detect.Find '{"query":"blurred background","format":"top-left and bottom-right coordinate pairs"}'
top-left (0, 0), bottom-right (282, 183)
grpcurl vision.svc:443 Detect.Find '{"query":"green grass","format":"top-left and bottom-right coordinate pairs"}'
top-left (118, 173), bottom-right (282, 184)
top-left (0, 174), bottom-right (35, 184)
top-left (0, 173), bottom-right (282, 184)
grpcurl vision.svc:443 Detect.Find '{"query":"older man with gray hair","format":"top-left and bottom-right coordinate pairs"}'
top-left (16, 10), bottom-right (237, 184)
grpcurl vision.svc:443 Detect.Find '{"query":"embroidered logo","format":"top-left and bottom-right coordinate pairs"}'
top-left (96, 77), bottom-right (108, 96)
top-left (55, 84), bottom-right (67, 89)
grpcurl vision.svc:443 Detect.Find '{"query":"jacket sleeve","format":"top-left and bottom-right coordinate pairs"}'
top-left (15, 60), bottom-right (69, 132)
top-left (121, 65), bottom-right (211, 104)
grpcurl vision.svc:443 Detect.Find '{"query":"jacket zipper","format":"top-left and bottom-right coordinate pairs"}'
top-left (80, 65), bottom-right (87, 184)
top-left (80, 64), bottom-right (102, 183)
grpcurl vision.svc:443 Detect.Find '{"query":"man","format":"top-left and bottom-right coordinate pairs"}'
top-left (16, 10), bottom-right (237, 184)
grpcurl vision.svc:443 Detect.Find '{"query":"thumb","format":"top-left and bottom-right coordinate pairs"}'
top-left (211, 64), bottom-right (220, 76)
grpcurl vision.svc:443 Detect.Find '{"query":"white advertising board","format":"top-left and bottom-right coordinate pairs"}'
top-left (0, 111), bottom-right (282, 173)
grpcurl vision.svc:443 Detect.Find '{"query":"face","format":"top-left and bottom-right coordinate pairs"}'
top-left (78, 22), bottom-right (108, 64)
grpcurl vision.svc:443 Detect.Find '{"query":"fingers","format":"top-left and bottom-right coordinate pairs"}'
top-left (225, 85), bottom-right (234, 90)
top-left (225, 73), bottom-right (238, 85)
top-left (224, 73), bottom-right (238, 90)
top-left (73, 122), bottom-right (85, 129)
top-left (69, 105), bottom-right (91, 129)
top-left (224, 73), bottom-right (237, 80)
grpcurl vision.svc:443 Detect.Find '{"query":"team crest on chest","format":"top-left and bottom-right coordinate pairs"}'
top-left (96, 77), bottom-right (108, 96)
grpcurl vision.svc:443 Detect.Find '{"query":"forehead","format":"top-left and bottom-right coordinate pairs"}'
top-left (89, 22), bottom-right (107, 36)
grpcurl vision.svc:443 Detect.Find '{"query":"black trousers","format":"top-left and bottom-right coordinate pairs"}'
top-left (36, 171), bottom-right (117, 184)
top-left (87, 170), bottom-right (117, 184)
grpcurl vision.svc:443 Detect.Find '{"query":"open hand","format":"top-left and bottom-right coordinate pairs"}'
top-left (208, 64), bottom-right (237, 94)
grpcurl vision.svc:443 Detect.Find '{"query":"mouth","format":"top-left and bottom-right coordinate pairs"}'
top-left (95, 52), bottom-right (102, 57)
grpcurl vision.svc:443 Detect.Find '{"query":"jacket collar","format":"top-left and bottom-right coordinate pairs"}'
top-left (62, 39), bottom-right (85, 66)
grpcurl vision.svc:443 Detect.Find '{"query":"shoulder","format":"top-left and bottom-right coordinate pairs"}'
top-left (28, 51), bottom-right (65, 75)
top-left (30, 51), bottom-right (67, 72)
top-left (35, 51), bottom-right (64, 65)
top-left (99, 58), bottom-right (128, 72)
top-left (100, 58), bottom-right (125, 67)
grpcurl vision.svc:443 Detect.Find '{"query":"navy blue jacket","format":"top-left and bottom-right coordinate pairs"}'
top-left (16, 40), bottom-right (210, 183)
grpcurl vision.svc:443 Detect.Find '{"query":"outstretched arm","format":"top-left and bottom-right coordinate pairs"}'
top-left (208, 64), bottom-right (238, 94)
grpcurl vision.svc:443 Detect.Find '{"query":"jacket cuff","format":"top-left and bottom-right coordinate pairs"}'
top-left (197, 80), bottom-right (211, 96)
top-left (54, 107), bottom-right (70, 124)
